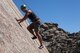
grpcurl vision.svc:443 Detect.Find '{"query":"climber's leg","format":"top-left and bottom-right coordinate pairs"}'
top-left (34, 21), bottom-right (44, 49)
top-left (27, 23), bottom-right (37, 39)
top-left (35, 31), bottom-right (44, 49)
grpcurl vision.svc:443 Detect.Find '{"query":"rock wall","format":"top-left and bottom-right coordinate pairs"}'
top-left (0, 0), bottom-right (49, 53)
top-left (40, 23), bottom-right (80, 53)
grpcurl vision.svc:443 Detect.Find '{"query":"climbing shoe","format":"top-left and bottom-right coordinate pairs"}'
top-left (32, 36), bottom-right (37, 39)
top-left (38, 45), bottom-right (44, 49)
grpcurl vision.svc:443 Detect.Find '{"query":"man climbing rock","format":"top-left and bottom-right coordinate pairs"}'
top-left (16, 4), bottom-right (43, 49)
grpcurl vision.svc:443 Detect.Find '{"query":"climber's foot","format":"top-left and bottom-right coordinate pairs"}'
top-left (32, 36), bottom-right (37, 39)
top-left (38, 45), bottom-right (44, 49)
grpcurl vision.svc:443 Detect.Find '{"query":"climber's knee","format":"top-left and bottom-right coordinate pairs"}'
top-left (27, 26), bottom-right (30, 30)
top-left (35, 31), bottom-right (41, 37)
top-left (27, 23), bottom-right (34, 30)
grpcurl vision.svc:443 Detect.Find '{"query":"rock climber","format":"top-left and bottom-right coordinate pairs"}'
top-left (16, 4), bottom-right (43, 49)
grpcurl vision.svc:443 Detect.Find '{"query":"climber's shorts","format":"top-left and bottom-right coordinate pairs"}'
top-left (28, 20), bottom-right (42, 32)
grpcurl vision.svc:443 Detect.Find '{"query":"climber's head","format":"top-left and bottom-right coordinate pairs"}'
top-left (20, 4), bottom-right (28, 12)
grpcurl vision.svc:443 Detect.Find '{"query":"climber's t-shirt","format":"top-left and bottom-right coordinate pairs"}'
top-left (27, 10), bottom-right (39, 22)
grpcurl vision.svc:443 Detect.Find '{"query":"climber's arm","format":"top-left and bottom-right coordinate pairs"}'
top-left (16, 10), bottom-right (32, 24)
top-left (17, 12), bottom-right (30, 24)
top-left (18, 15), bottom-right (28, 23)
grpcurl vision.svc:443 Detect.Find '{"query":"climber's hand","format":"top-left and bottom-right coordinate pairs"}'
top-left (16, 19), bottom-right (22, 24)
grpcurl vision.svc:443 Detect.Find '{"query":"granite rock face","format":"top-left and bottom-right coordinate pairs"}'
top-left (39, 23), bottom-right (80, 53)
top-left (0, 0), bottom-right (49, 53)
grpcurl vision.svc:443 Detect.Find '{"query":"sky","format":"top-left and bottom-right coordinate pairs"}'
top-left (13, 0), bottom-right (80, 33)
